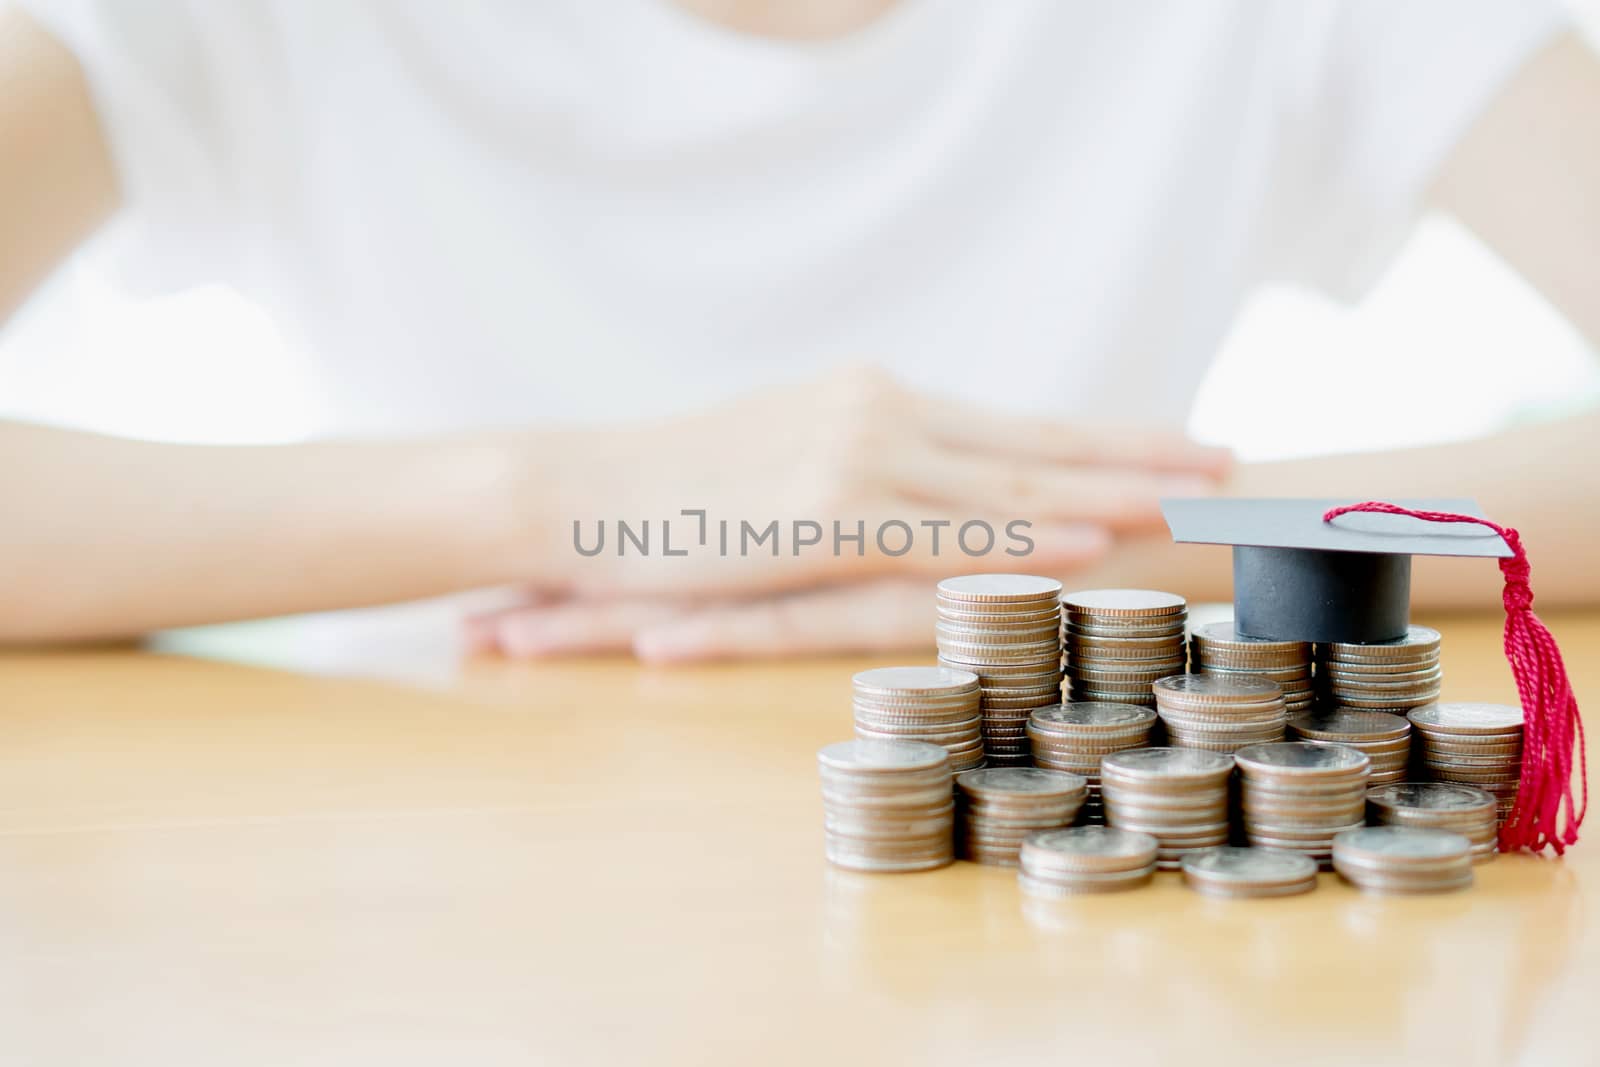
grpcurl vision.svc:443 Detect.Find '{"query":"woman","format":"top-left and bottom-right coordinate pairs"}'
top-left (0, 0), bottom-right (1596, 660)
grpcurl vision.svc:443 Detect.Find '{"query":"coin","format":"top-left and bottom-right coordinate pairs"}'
top-left (1180, 846), bottom-right (1318, 898)
top-left (852, 666), bottom-right (980, 696)
top-left (1099, 746), bottom-right (1234, 869)
top-left (818, 739), bottom-right (955, 872)
top-left (1235, 741), bottom-right (1370, 867)
top-left (1061, 589), bottom-right (1186, 616)
top-left (818, 739), bottom-right (951, 774)
top-left (1320, 626), bottom-right (1442, 659)
top-left (1235, 742), bottom-right (1369, 776)
top-left (937, 574), bottom-right (1063, 603)
top-left (1019, 826), bottom-right (1160, 870)
top-left (935, 575), bottom-right (1068, 766)
top-left (1366, 782), bottom-right (1498, 863)
top-left (852, 669), bottom-right (984, 772)
top-left (1191, 621), bottom-right (1310, 653)
top-left (1062, 589), bottom-right (1187, 722)
top-left (1409, 702), bottom-right (1524, 734)
top-left (1407, 703), bottom-right (1523, 826)
top-left (1154, 674), bottom-right (1281, 704)
top-left (1332, 826), bottom-right (1473, 894)
top-left (956, 768), bottom-right (1088, 866)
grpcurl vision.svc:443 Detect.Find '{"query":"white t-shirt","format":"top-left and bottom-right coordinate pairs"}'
top-left (25, 0), bottom-right (1567, 434)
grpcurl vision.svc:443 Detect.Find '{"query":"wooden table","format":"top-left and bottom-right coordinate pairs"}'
top-left (0, 612), bottom-right (1595, 1066)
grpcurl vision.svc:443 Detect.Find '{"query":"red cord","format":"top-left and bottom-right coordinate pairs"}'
top-left (1323, 501), bottom-right (1586, 855)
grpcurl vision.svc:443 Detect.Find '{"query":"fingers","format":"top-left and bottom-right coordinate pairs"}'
top-left (877, 442), bottom-right (1215, 531)
top-left (632, 579), bottom-right (934, 663)
top-left (914, 393), bottom-right (1233, 475)
top-left (815, 507), bottom-right (1112, 582)
top-left (469, 598), bottom-right (695, 658)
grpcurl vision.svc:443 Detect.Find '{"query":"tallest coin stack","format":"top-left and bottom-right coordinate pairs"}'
top-left (936, 575), bottom-right (1065, 768)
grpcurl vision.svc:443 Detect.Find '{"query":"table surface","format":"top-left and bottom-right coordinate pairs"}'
top-left (1, 611), bottom-right (1595, 1067)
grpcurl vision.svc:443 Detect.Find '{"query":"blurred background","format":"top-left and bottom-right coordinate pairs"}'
top-left (3, 3), bottom-right (1597, 461)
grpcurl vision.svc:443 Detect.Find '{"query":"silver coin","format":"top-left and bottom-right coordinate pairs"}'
top-left (937, 574), bottom-right (1063, 602)
top-left (1061, 589), bottom-right (1186, 616)
top-left (1289, 710), bottom-right (1409, 739)
top-left (957, 767), bottom-right (1087, 797)
top-left (1022, 825), bottom-right (1159, 860)
top-left (1029, 702), bottom-right (1158, 729)
top-left (1154, 674), bottom-right (1281, 703)
top-left (1190, 620), bottom-right (1309, 651)
top-left (1235, 742), bottom-right (1371, 775)
top-left (852, 666), bottom-right (980, 696)
top-left (1368, 782), bottom-right (1496, 812)
top-left (1180, 845), bottom-right (1317, 883)
top-left (1408, 702), bottom-right (1524, 733)
top-left (1321, 625), bottom-right (1442, 656)
top-left (1100, 747), bottom-right (1233, 778)
top-left (1332, 825), bottom-right (1472, 860)
top-left (817, 739), bottom-right (951, 773)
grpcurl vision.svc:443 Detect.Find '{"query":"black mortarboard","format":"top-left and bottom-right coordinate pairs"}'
top-left (1161, 497), bottom-right (1513, 644)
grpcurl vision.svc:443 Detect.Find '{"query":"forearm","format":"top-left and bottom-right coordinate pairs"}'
top-left (0, 422), bottom-right (537, 641)
top-left (1074, 409), bottom-right (1600, 610)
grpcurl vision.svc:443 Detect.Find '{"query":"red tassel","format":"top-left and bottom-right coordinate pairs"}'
top-left (1322, 501), bottom-right (1587, 855)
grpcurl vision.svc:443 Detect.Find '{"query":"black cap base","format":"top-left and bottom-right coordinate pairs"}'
top-left (1233, 546), bottom-right (1411, 645)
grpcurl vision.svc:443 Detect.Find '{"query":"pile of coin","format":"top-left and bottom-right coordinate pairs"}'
top-left (1407, 702), bottom-right (1524, 825)
top-left (1332, 825), bottom-right (1474, 894)
top-left (936, 575), bottom-right (1064, 767)
top-left (1026, 702), bottom-right (1158, 823)
top-left (1016, 826), bottom-right (1159, 896)
top-left (1153, 674), bottom-right (1287, 754)
top-left (818, 739), bottom-right (954, 873)
top-left (852, 667), bottom-right (985, 773)
top-left (1100, 747), bottom-right (1233, 869)
top-left (1288, 709), bottom-right (1411, 785)
top-left (1236, 742), bottom-right (1371, 867)
top-left (1191, 621), bottom-right (1314, 716)
top-left (1061, 590), bottom-right (1187, 709)
top-left (1366, 782), bottom-right (1499, 864)
top-left (955, 767), bottom-right (1088, 866)
top-left (1179, 846), bottom-right (1319, 899)
top-left (1315, 626), bottom-right (1443, 715)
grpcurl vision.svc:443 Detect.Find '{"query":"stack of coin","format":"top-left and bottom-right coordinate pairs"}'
top-left (1315, 626), bottom-right (1443, 716)
top-left (1288, 709), bottom-right (1411, 785)
top-left (817, 739), bottom-right (955, 873)
top-left (1061, 590), bottom-right (1187, 709)
top-left (1332, 826), bottom-right (1474, 895)
top-left (1016, 826), bottom-right (1159, 896)
top-left (955, 767), bottom-right (1088, 866)
top-left (1153, 674), bottom-right (1287, 754)
top-left (852, 667), bottom-right (985, 773)
top-left (1026, 702), bottom-right (1158, 823)
top-left (936, 575), bottom-right (1064, 767)
top-left (1180, 846), bottom-right (1319, 899)
top-left (1366, 782), bottom-right (1499, 864)
top-left (1191, 621), bottom-right (1314, 716)
top-left (1100, 747), bottom-right (1233, 869)
top-left (1407, 702), bottom-right (1524, 825)
top-left (1236, 742), bottom-right (1371, 868)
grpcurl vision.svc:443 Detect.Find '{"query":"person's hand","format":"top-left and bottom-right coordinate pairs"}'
top-left (512, 366), bottom-right (1230, 600)
top-left (466, 578), bottom-right (942, 662)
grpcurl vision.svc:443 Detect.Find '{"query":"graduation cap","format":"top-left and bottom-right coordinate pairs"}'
top-left (1161, 497), bottom-right (1584, 857)
top-left (1161, 497), bottom-right (1511, 644)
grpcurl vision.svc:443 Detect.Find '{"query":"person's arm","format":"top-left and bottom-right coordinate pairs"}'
top-left (0, 12), bottom-right (523, 639)
top-left (3, 11), bottom-right (1236, 642)
top-left (0, 7), bottom-right (114, 320)
top-left (1429, 30), bottom-right (1600, 349)
top-left (469, 31), bottom-right (1600, 662)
